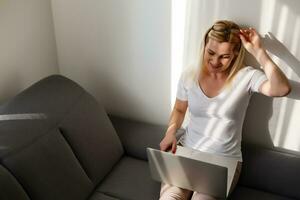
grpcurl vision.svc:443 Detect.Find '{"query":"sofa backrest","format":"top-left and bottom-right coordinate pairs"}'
top-left (239, 144), bottom-right (300, 199)
top-left (0, 75), bottom-right (124, 200)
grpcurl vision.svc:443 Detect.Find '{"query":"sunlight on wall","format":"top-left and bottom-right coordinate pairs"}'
top-left (277, 5), bottom-right (288, 40)
top-left (291, 17), bottom-right (300, 54)
top-left (284, 16), bottom-right (300, 151)
top-left (259, 0), bottom-right (275, 32)
top-left (259, 1), bottom-right (300, 152)
top-left (171, 0), bottom-right (187, 108)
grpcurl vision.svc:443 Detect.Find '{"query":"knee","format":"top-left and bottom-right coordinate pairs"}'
top-left (191, 192), bottom-right (217, 200)
top-left (160, 193), bottom-right (189, 200)
top-left (160, 183), bottom-right (192, 200)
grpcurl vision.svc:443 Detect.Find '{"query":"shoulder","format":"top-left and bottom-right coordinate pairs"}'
top-left (238, 66), bottom-right (257, 74)
top-left (180, 67), bottom-right (198, 89)
top-left (231, 66), bottom-right (262, 87)
top-left (235, 66), bottom-right (268, 93)
top-left (236, 66), bottom-right (262, 79)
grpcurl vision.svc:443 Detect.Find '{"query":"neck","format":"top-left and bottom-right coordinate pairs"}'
top-left (203, 69), bottom-right (229, 81)
top-left (201, 63), bottom-right (231, 79)
top-left (208, 72), bottom-right (227, 79)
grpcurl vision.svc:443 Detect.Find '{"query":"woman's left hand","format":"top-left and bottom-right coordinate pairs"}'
top-left (239, 28), bottom-right (264, 58)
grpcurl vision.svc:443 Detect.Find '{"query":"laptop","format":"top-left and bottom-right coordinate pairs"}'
top-left (147, 146), bottom-right (239, 199)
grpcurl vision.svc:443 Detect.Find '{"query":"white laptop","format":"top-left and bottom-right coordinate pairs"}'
top-left (147, 146), bottom-right (239, 199)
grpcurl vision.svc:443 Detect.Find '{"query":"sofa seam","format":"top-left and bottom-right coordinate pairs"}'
top-left (57, 126), bottom-right (93, 184)
top-left (88, 155), bottom-right (126, 198)
top-left (55, 92), bottom-right (98, 184)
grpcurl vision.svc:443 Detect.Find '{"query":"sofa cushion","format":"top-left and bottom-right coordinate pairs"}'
top-left (239, 144), bottom-right (300, 199)
top-left (59, 92), bottom-right (124, 185)
top-left (96, 156), bottom-right (160, 200)
top-left (0, 165), bottom-right (30, 200)
top-left (229, 186), bottom-right (295, 200)
top-left (2, 128), bottom-right (93, 200)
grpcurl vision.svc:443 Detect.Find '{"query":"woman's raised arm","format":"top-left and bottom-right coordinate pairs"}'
top-left (240, 28), bottom-right (291, 97)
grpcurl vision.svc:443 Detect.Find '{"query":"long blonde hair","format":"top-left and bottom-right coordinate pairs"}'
top-left (183, 20), bottom-right (245, 88)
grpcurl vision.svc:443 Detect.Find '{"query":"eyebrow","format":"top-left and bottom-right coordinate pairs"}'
top-left (208, 49), bottom-right (231, 56)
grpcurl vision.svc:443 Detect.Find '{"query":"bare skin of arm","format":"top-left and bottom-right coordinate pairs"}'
top-left (240, 28), bottom-right (291, 97)
top-left (159, 99), bottom-right (188, 153)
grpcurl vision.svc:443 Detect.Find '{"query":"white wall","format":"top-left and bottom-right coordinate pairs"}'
top-left (51, 0), bottom-right (300, 152)
top-left (0, 0), bottom-right (58, 103)
top-left (51, 0), bottom-right (171, 124)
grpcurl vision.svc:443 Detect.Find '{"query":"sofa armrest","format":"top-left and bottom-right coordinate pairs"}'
top-left (108, 114), bottom-right (184, 161)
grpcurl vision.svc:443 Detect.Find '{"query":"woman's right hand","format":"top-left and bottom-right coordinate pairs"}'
top-left (159, 131), bottom-right (177, 153)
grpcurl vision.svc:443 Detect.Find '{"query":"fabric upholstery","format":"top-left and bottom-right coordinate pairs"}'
top-left (0, 75), bottom-right (124, 187)
top-left (0, 120), bottom-right (52, 158)
top-left (239, 144), bottom-right (300, 199)
top-left (2, 129), bottom-right (93, 200)
top-left (0, 165), bottom-right (30, 200)
top-left (229, 186), bottom-right (295, 200)
top-left (97, 156), bottom-right (161, 200)
top-left (0, 75), bottom-right (88, 158)
top-left (59, 92), bottom-right (124, 185)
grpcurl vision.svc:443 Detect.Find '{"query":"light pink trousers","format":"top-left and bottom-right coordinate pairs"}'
top-left (159, 162), bottom-right (242, 200)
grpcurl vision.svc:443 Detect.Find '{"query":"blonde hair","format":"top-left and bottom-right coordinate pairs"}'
top-left (182, 20), bottom-right (245, 88)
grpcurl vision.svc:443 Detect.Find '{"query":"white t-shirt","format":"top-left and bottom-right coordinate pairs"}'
top-left (177, 66), bottom-right (268, 161)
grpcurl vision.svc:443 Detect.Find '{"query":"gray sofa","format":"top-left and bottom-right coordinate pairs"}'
top-left (0, 75), bottom-right (299, 200)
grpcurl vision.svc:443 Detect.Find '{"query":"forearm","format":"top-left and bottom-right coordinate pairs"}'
top-left (255, 48), bottom-right (291, 95)
top-left (166, 109), bottom-right (186, 136)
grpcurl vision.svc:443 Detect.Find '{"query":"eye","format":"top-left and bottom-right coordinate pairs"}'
top-left (221, 55), bottom-right (231, 59)
top-left (208, 51), bottom-right (214, 55)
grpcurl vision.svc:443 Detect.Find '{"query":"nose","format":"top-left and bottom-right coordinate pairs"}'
top-left (210, 56), bottom-right (220, 66)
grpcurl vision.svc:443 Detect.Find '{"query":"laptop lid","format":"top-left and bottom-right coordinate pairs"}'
top-left (147, 147), bottom-right (237, 199)
top-left (174, 145), bottom-right (239, 195)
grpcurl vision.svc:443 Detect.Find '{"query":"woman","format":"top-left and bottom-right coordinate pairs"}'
top-left (159, 20), bottom-right (291, 200)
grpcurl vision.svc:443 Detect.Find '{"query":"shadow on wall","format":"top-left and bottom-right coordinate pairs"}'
top-left (263, 32), bottom-right (300, 100)
top-left (243, 32), bottom-right (300, 154)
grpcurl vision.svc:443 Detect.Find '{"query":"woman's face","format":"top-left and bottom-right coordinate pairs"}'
top-left (203, 38), bottom-right (236, 74)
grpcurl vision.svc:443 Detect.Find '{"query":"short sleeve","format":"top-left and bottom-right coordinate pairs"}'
top-left (249, 68), bottom-right (268, 93)
top-left (176, 75), bottom-right (188, 101)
